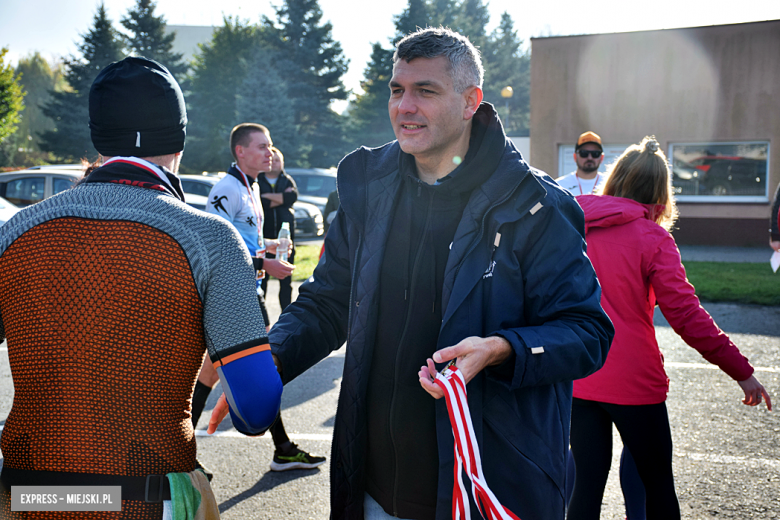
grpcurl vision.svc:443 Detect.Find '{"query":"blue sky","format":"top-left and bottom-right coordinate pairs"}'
top-left (2, 0), bottom-right (779, 100)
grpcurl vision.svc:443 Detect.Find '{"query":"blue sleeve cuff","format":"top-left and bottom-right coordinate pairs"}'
top-left (217, 350), bottom-right (283, 435)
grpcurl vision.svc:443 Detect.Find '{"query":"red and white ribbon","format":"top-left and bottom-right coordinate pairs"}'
top-left (434, 366), bottom-right (521, 520)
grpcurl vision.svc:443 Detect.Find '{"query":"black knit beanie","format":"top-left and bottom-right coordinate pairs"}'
top-left (89, 56), bottom-right (187, 157)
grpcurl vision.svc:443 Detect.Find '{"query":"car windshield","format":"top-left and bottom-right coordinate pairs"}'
top-left (291, 174), bottom-right (336, 198)
top-left (180, 179), bottom-right (215, 197)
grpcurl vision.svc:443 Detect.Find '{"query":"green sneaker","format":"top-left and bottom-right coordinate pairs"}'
top-left (270, 443), bottom-right (326, 471)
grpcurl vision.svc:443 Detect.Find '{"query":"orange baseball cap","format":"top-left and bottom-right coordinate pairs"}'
top-left (576, 131), bottom-right (602, 151)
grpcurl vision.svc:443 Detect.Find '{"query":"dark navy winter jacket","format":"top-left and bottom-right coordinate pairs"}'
top-left (270, 134), bottom-right (613, 520)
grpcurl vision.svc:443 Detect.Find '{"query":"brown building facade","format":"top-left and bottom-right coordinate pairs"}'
top-left (530, 20), bottom-right (780, 246)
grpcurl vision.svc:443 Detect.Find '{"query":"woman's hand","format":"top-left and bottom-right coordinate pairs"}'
top-left (738, 375), bottom-right (772, 410)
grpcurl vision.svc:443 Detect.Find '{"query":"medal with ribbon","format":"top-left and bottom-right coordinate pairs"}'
top-left (433, 364), bottom-right (522, 520)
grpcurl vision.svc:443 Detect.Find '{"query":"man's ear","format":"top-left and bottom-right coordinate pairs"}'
top-left (463, 86), bottom-right (483, 120)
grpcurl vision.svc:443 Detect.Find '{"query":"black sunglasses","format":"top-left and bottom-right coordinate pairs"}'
top-left (578, 150), bottom-right (602, 159)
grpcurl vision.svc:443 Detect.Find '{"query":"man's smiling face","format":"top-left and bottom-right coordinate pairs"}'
top-left (388, 56), bottom-right (472, 164)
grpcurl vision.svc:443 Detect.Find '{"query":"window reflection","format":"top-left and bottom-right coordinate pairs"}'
top-left (670, 142), bottom-right (768, 200)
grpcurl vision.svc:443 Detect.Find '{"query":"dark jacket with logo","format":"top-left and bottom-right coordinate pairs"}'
top-left (257, 170), bottom-right (298, 240)
top-left (270, 104), bottom-right (613, 520)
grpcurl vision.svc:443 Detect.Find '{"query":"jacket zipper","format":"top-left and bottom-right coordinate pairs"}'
top-left (346, 233), bottom-right (363, 344)
top-left (390, 184), bottom-right (435, 516)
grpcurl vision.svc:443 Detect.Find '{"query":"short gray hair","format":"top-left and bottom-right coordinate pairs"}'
top-left (394, 27), bottom-right (484, 93)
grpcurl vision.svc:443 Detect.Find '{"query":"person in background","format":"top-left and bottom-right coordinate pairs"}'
top-left (568, 136), bottom-right (772, 520)
top-left (0, 57), bottom-right (282, 518)
top-left (195, 123), bottom-right (325, 473)
top-left (768, 180), bottom-right (780, 252)
top-left (259, 147), bottom-right (299, 311)
top-left (556, 131), bottom-right (608, 195)
top-left (323, 188), bottom-right (340, 233)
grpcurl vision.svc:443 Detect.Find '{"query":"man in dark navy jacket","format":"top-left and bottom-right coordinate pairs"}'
top-left (211, 27), bottom-right (613, 520)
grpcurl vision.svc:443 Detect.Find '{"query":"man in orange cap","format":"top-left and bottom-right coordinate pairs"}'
top-left (556, 131), bottom-right (607, 195)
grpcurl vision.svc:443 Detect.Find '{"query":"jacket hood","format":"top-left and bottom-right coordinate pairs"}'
top-left (337, 102), bottom-right (535, 226)
top-left (577, 194), bottom-right (665, 232)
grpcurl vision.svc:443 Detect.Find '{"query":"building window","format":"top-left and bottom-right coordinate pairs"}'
top-left (669, 142), bottom-right (769, 202)
top-left (558, 144), bottom-right (631, 180)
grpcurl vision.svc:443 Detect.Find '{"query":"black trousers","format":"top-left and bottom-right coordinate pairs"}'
top-left (568, 398), bottom-right (680, 520)
top-left (260, 249), bottom-right (295, 312)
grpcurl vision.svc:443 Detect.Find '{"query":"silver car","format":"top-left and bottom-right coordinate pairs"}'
top-left (0, 196), bottom-right (20, 226)
top-left (180, 173), bottom-right (324, 238)
top-left (0, 167), bottom-right (83, 207)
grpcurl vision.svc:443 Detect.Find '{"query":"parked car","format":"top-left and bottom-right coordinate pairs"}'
top-left (0, 168), bottom-right (213, 215)
top-left (179, 173), bottom-right (324, 238)
top-left (699, 158), bottom-right (766, 196)
top-left (286, 168), bottom-right (337, 213)
top-left (0, 196), bottom-right (20, 226)
top-left (0, 168), bottom-right (82, 207)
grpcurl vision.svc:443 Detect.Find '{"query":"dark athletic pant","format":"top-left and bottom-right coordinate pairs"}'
top-left (568, 398), bottom-right (680, 520)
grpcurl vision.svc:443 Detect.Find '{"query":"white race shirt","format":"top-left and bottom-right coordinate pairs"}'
top-left (555, 172), bottom-right (607, 196)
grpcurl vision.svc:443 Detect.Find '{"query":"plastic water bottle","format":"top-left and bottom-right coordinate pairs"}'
top-left (278, 222), bottom-right (291, 263)
top-left (255, 236), bottom-right (266, 295)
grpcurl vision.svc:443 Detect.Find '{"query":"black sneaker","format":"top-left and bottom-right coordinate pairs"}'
top-left (270, 443), bottom-right (326, 471)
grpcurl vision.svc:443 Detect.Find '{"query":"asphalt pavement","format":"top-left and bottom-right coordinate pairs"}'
top-left (0, 276), bottom-right (779, 519)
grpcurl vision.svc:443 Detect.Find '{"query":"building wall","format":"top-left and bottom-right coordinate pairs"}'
top-left (529, 20), bottom-right (780, 246)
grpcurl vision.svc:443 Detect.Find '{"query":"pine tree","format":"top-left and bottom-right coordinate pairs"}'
top-left (482, 12), bottom-right (530, 135)
top-left (14, 53), bottom-right (67, 151)
top-left (393, 0), bottom-right (431, 41)
top-left (345, 43), bottom-right (396, 150)
top-left (121, 0), bottom-right (187, 80)
top-left (0, 48), bottom-right (26, 166)
top-left (235, 51), bottom-right (300, 162)
top-left (261, 0), bottom-right (349, 167)
top-left (428, 0), bottom-right (457, 28)
top-left (40, 3), bottom-right (125, 161)
top-left (184, 16), bottom-right (258, 173)
top-left (453, 0), bottom-right (489, 50)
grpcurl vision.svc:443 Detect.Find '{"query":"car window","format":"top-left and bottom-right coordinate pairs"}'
top-left (4, 177), bottom-right (46, 207)
top-left (293, 175), bottom-right (336, 198)
top-left (181, 180), bottom-right (214, 197)
top-left (53, 177), bottom-right (77, 195)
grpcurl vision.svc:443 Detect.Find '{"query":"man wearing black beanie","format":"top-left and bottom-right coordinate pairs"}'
top-left (0, 57), bottom-right (283, 519)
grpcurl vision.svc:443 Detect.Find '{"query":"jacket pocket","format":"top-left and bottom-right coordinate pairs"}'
top-left (482, 385), bottom-right (566, 495)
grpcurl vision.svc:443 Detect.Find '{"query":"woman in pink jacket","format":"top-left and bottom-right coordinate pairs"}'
top-left (567, 136), bottom-right (772, 520)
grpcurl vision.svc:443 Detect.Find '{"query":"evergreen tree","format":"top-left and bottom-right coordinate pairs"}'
top-left (428, 0), bottom-right (457, 28)
top-left (40, 3), bottom-right (125, 161)
top-left (235, 50), bottom-right (300, 162)
top-left (345, 43), bottom-right (395, 150)
top-left (393, 0), bottom-right (431, 41)
top-left (14, 53), bottom-right (67, 151)
top-left (121, 0), bottom-right (187, 80)
top-left (452, 0), bottom-right (489, 50)
top-left (261, 0), bottom-right (349, 167)
top-left (0, 48), bottom-right (26, 166)
top-left (482, 12), bottom-right (530, 135)
top-left (184, 16), bottom-right (257, 173)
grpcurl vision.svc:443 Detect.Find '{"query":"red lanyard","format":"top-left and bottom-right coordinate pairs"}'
top-left (236, 166), bottom-right (263, 238)
top-left (576, 173), bottom-right (599, 195)
top-left (434, 366), bottom-right (522, 520)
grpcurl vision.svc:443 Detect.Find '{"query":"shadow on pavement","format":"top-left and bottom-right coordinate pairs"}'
top-left (218, 467), bottom-right (322, 514)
